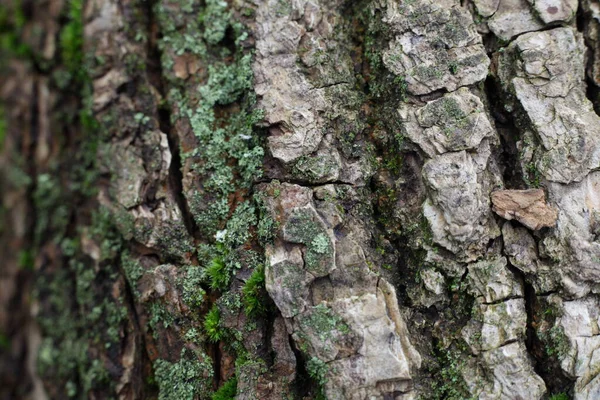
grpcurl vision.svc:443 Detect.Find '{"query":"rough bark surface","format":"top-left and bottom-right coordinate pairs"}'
top-left (3, 0), bottom-right (600, 399)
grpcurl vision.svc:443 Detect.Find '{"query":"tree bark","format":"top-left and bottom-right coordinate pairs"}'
top-left (2, 0), bottom-right (600, 399)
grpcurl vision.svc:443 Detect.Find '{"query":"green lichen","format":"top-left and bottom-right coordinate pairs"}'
top-left (254, 191), bottom-right (281, 246)
top-left (297, 304), bottom-right (351, 346)
top-left (306, 356), bottom-right (328, 399)
top-left (311, 234), bottom-right (331, 255)
top-left (89, 207), bottom-right (123, 260)
top-left (284, 209), bottom-right (333, 275)
top-left (121, 252), bottom-right (144, 296)
top-left (199, 0), bottom-right (232, 45)
top-left (414, 65), bottom-right (444, 81)
top-left (154, 349), bottom-right (213, 400)
top-left (292, 154), bottom-right (339, 182)
top-left (181, 264), bottom-right (206, 308)
top-left (35, 259), bottom-right (123, 398)
top-left (33, 173), bottom-right (69, 247)
top-left (149, 302), bottom-right (175, 337)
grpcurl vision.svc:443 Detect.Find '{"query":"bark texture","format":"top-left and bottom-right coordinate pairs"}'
top-left (3, 0), bottom-right (600, 399)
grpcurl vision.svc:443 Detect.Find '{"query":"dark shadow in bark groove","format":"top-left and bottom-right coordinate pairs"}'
top-left (483, 75), bottom-right (528, 189)
top-left (287, 334), bottom-right (323, 399)
top-left (520, 273), bottom-right (575, 397)
top-left (144, 0), bottom-right (200, 244)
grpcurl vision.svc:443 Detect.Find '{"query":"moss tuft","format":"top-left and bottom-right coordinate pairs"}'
top-left (241, 264), bottom-right (267, 317)
top-left (211, 376), bottom-right (237, 400)
top-left (60, 0), bottom-right (85, 80)
top-left (204, 304), bottom-right (224, 342)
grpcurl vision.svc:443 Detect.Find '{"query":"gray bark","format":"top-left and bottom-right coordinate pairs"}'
top-left (2, 0), bottom-right (600, 399)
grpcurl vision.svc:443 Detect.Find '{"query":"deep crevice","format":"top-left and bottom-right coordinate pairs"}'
top-left (520, 269), bottom-right (575, 396)
top-left (483, 75), bottom-right (528, 189)
top-left (288, 334), bottom-right (321, 399)
top-left (144, 0), bottom-right (200, 244)
top-left (118, 258), bottom-right (156, 398)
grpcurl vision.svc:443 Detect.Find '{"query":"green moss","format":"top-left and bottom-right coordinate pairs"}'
top-left (0, 1), bottom-right (31, 59)
top-left (0, 332), bottom-right (9, 350)
top-left (154, 349), bottom-right (213, 400)
top-left (60, 0), bottom-right (85, 80)
top-left (204, 304), bottom-right (224, 342)
top-left (242, 264), bottom-right (267, 317)
top-left (206, 253), bottom-right (229, 290)
top-left (550, 393), bottom-right (570, 400)
top-left (17, 249), bottom-right (35, 270)
top-left (211, 376), bottom-right (237, 400)
top-left (525, 161), bottom-right (541, 188)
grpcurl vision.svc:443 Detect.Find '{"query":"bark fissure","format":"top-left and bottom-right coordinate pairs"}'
top-left (6, 0), bottom-right (600, 399)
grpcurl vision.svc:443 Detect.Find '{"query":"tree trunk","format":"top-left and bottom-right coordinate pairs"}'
top-left (2, 0), bottom-right (600, 399)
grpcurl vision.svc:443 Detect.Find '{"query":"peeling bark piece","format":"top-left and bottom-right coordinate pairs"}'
top-left (491, 189), bottom-right (558, 230)
top-left (381, 0), bottom-right (489, 95)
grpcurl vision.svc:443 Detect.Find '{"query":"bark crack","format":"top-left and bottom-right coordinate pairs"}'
top-left (144, 0), bottom-right (200, 245)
